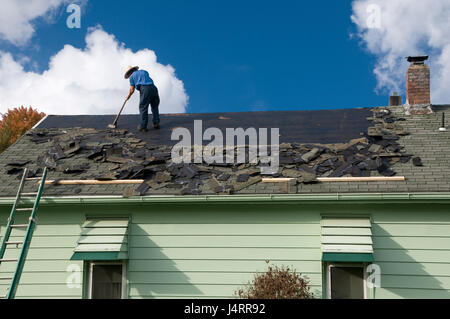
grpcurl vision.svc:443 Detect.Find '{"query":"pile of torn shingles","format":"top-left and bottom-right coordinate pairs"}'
top-left (5, 107), bottom-right (424, 196)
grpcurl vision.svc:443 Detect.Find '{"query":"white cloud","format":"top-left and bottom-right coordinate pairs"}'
top-left (0, 27), bottom-right (188, 115)
top-left (351, 0), bottom-right (450, 103)
top-left (0, 0), bottom-right (70, 46)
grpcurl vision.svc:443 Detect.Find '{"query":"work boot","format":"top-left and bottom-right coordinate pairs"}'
top-left (153, 123), bottom-right (160, 130)
top-left (137, 125), bottom-right (148, 133)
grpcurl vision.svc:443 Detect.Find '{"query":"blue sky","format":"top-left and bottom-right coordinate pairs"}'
top-left (4, 0), bottom-right (448, 115)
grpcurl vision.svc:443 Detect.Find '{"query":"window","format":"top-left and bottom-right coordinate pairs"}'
top-left (87, 261), bottom-right (126, 299)
top-left (326, 263), bottom-right (366, 299)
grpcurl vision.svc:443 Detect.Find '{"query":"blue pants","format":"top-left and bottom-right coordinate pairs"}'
top-left (138, 84), bottom-right (160, 128)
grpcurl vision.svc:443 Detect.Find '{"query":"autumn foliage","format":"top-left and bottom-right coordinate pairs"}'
top-left (235, 264), bottom-right (315, 299)
top-left (0, 106), bottom-right (46, 153)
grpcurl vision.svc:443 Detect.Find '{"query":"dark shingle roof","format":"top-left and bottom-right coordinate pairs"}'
top-left (0, 106), bottom-right (449, 197)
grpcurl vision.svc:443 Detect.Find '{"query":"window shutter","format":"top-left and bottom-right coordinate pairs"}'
top-left (71, 218), bottom-right (129, 260)
top-left (321, 217), bottom-right (373, 262)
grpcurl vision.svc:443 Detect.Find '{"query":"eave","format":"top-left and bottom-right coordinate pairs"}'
top-left (1, 192), bottom-right (450, 206)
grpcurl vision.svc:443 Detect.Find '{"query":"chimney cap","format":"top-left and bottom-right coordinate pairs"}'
top-left (406, 55), bottom-right (429, 64)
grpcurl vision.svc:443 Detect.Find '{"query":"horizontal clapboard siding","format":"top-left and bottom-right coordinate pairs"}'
top-left (128, 272), bottom-right (322, 285)
top-left (0, 208), bottom-right (323, 299)
top-left (373, 288), bottom-right (450, 299)
top-left (127, 218), bottom-right (323, 299)
top-left (372, 221), bottom-right (450, 297)
top-left (128, 259), bottom-right (321, 273)
top-left (2, 202), bottom-right (450, 299)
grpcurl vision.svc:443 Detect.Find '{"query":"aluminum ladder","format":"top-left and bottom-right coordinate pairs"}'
top-left (0, 167), bottom-right (47, 299)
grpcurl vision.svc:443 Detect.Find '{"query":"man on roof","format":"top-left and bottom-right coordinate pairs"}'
top-left (124, 66), bottom-right (160, 132)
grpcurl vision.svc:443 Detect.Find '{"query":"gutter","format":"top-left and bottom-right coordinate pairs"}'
top-left (1, 193), bottom-right (450, 206)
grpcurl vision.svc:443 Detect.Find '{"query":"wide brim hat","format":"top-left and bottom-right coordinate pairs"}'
top-left (124, 65), bottom-right (139, 79)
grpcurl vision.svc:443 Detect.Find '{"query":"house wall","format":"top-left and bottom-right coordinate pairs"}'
top-left (0, 200), bottom-right (449, 299)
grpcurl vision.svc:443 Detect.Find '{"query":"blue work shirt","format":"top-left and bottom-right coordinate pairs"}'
top-left (129, 69), bottom-right (154, 90)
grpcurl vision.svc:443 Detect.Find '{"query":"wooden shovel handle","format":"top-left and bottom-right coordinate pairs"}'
top-left (112, 99), bottom-right (128, 126)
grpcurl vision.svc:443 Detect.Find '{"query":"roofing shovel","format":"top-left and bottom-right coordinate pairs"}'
top-left (108, 99), bottom-right (128, 129)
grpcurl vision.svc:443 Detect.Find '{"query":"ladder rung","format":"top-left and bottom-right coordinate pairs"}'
top-left (25, 177), bottom-right (42, 180)
top-left (5, 241), bottom-right (23, 245)
top-left (21, 193), bottom-right (37, 196)
top-left (16, 208), bottom-right (34, 211)
top-left (10, 224), bottom-right (28, 228)
top-left (0, 259), bottom-right (18, 262)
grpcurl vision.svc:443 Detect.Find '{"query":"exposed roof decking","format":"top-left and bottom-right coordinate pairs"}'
top-left (37, 108), bottom-right (372, 145)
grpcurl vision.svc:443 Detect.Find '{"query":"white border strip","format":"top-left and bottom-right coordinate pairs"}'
top-left (32, 114), bottom-right (49, 129)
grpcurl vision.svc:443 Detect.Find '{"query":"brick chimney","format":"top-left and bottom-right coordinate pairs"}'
top-left (405, 55), bottom-right (432, 115)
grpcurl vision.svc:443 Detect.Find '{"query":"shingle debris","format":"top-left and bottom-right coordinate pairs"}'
top-left (412, 157), bottom-right (424, 167)
top-left (6, 108), bottom-right (420, 195)
top-left (7, 160), bottom-right (31, 167)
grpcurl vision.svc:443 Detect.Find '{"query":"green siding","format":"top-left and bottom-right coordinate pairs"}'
top-left (128, 259), bottom-right (321, 272)
top-left (1, 202), bottom-right (450, 299)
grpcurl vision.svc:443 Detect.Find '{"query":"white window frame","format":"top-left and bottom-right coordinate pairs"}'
top-left (87, 261), bottom-right (127, 299)
top-left (326, 262), bottom-right (368, 299)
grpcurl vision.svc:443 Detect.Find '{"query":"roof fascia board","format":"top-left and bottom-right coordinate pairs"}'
top-left (32, 114), bottom-right (49, 129)
top-left (1, 193), bottom-right (450, 206)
